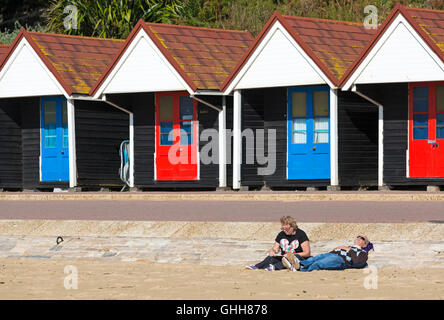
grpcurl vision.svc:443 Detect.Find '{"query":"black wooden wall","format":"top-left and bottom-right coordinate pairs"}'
top-left (358, 83), bottom-right (444, 186)
top-left (337, 91), bottom-right (378, 186)
top-left (0, 98), bottom-right (22, 189)
top-left (75, 100), bottom-right (129, 187)
top-left (241, 89), bottom-right (265, 187)
top-left (107, 93), bottom-right (224, 189)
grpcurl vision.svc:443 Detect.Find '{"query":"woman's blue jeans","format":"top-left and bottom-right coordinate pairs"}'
top-left (299, 253), bottom-right (347, 272)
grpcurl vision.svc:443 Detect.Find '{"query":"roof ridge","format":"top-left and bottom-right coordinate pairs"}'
top-left (28, 31), bottom-right (124, 42)
top-left (282, 14), bottom-right (365, 27)
top-left (144, 21), bottom-right (251, 35)
top-left (404, 6), bottom-right (444, 14)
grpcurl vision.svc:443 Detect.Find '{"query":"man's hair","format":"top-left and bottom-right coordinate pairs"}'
top-left (280, 216), bottom-right (298, 230)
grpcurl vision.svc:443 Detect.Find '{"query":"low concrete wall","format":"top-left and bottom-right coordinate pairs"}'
top-left (2, 220), bottom-right (443, 241)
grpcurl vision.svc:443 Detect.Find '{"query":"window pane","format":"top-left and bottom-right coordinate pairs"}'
top-left (413, 113), bottom-right (428, 140)
top-left (413, 86), bottom-right (429, 113)
top-left (45, 126), bottom-right (57, 148)
top-left (62, 100), bottom-right (68, 148)
top-left (292, 119), bottom-right (306, 144)
top-left (161, 134), bottom-right (173, 145)
top-left (314, 118), bottom-right (329, 144)
top-left (413, 114), bottom-right (428, 127)
top-left (44, 101), bottom-right (57, 125)
top-left (314, 117), bottom-right (329, 131)
top-left (160, 122), bottom-right (173, 145)
top-left (291, 92), bottom-right (306, 117)
top-left (313, 91), bottom-right (329, 117)
top-left (314, 132), bottom-right (329, 144)
top-left (414, 127), bottom-right (428, 140)
top-left (437, 113), bottom-right (444, 139)
top-left (293, 132), bottom-right (306, 144)
top-left (159, 96), bottom-right (173, 121)
top-left (437, 85), bottom-right (444, 112)
top-left (180, 121), bottom-right (192, 145)
top-left (293, 118), bottom-right (306, 131)
top-left (180, 96), bottom-right (194, 120)
top-left (62, 101), bottom-right (67, 124)
top-left (44, 101), bottom-right (57, 148)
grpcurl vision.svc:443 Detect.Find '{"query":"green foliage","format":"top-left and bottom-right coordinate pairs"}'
top-left (0, 21), bottom-right (47, 45)
top-left (177, 0), bottom-right (444, 36)
top-left (2, 0), bottom-right (444, 41)
top-left (46, 0), bottom-right (183, 39)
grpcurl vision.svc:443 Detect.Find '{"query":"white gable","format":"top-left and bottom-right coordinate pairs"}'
top-left (343, 14), bottom-right (444, 90)
top-left (96, 29), bottom-right (191, 97)
top-left (0, 38), bottom-right (65, 98)
top-left (225, 21), bottom-right (332, 94)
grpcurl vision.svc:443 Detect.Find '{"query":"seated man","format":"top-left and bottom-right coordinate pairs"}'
top-left (282, 235), bottom-right (373, 272)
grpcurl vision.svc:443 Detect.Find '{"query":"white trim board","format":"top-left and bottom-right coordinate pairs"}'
top-left (224, 21), bottom-right (333, 94)
top-left (0, 38), bottom-right (68, 98)
top-left (342, 14), bottom-right (444, 90)
top-left (94, 28), bottom-right (193, 98)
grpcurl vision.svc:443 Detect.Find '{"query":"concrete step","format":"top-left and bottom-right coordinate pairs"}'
top-left (0, 219), bottom-right (442, 241)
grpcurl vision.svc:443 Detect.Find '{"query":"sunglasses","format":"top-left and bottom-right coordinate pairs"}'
top-left (357, 236), bottom-right (366, 241)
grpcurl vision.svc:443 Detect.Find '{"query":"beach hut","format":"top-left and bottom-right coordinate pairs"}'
top-left (220, 11), bottom-right (380, 190)
top-left (90, 20), bottom-right (254, 190)
top-left (341, 4), bottom-right (444, 190)
top-left (0, 29), bottom-right (128, 191)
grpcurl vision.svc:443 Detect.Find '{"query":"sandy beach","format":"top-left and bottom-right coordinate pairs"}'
top-left (0, 258), bottom-right (442, 300)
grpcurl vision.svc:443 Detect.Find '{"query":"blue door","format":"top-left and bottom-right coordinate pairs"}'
top-left (287, 86), bottom-right (330, 179)
top-left (41, 97), bottom-right (69, 181)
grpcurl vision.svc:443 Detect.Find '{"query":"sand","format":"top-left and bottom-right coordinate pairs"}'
top-left (0, 258), bottom-right (442, 300)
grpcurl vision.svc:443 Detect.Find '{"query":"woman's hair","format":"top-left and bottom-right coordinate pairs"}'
top-left (280, 216), bottom-right (298, 230)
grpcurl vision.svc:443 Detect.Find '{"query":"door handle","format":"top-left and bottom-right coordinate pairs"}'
top-left (312, 146), bottom-right (316, 151)
top-left (61, 151), bottom-right (64, 154)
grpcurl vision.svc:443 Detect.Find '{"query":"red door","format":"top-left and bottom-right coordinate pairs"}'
top-left (409, 82), bottom-right (444, 178)
top-left (156, 92), bottom-right (198, 181)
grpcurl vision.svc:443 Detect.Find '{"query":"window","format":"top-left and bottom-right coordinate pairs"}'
top-left (179, 96), bottom-right (194, 145)
top-left (291, 92), bottom-right (307, 144)
top-left (412, 86), bottom-right (429, 140)
top-left (159, 96), bottom-right (174, 145)
top-left (44, 101), bottom-right (57, 148)
top-left (62, 100), bottom-right (68, 148)
top-left (436, 85), bottom-right (444, 139)
top-left (313, 91), bottom-right (329, 144)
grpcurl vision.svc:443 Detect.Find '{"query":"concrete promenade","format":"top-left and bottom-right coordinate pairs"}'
top-left (0, 219), bottom-right (443, 269)
top-left (0, 191), bottom-right (443, 271)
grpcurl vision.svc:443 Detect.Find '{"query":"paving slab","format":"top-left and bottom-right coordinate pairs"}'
top-left (0, 235), bottom-right (442, 269)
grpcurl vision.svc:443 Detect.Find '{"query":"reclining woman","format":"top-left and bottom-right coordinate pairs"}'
top-left (246, 216), bottom-right (311, 271)
top-left (282, 235), bottom-right (373, 272)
